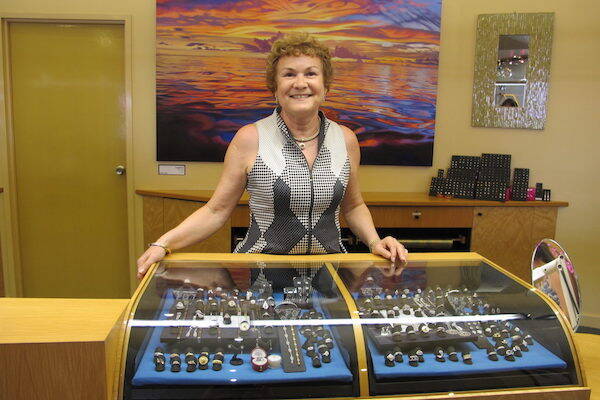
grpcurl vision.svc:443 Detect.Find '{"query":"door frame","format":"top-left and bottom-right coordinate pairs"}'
top-left (0, 14), bottom-right (135, 297)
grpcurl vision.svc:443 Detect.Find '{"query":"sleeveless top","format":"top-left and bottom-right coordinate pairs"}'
top-left (234, 108), bottom-right (351, 254)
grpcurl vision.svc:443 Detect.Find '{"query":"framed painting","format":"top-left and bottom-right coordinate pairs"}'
top-left (157, 0), bottom-right (441, 165)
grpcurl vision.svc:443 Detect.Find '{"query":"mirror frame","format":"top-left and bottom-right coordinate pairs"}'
top-left (471, 13), bottom-right (554, 130)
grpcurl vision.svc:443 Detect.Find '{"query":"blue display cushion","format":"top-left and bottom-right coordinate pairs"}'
top-left (132, 292), bottom-right (353, 386)
top-left (368, 338), bottom-right (567, 378)
top-left (351, 291), bottom-right (567, 378)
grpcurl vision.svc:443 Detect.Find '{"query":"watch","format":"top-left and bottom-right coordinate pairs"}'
top-left (239, 318), bottom-right (251, 332)
top-left (148, 242), bottom-right (171, 254)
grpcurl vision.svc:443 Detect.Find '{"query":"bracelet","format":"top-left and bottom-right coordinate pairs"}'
top-left (149, 242), bottom-right (172, 254)
top-left (367, 238), bottom-right (380, 252)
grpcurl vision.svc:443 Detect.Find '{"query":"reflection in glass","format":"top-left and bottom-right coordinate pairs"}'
top-left (532, 239), bottom-right (581, 330)
top-left (337, 259), bottom-right (579, 395)
top-left (122, 260), bottom-right (359, 399)
top-left (495, 35), bottom-right (530, 107)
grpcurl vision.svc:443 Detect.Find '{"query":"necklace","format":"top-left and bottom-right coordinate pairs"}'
top-left (293, 130), bottom-right (319, 150)
top-left (292, 119), bottom-right (320, 150)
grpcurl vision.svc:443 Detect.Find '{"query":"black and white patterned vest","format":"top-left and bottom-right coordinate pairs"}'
top-left (234, 108), bottom-right (351, 254)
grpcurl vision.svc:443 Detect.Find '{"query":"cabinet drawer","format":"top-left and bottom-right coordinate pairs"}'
top-left (344, 207), bottom-right (474, 228)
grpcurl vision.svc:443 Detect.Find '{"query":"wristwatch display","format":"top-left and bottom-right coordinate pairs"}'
top-left (119, 255), bottom-right (585, 400)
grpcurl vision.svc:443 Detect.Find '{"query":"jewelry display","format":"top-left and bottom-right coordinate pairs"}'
top-left (447, 346), bottom-right (458, 362)
top-left (250, 347), bottom-right (267, 359)
top-left (311, 355), bottom-right (322, 368)
top-left (408, 353), bottom-right (419, 367)
top-left (355, 278), bottom-right (543, 369)
top-left (486, 346), bottom-right (499, 361)
top-left (155, 265), bottom-right (339, 379)
top-left (385, 353), bottom-right (395, 367)
top-left (198, 348), bottom-right (209, 370)
top-left (462, 351), bottom-right (473, 365)
top-left (251, 356), bottom-right (268, 372)
top-left (184, 348), bottom-right (197, 372)
top-left (267, 354), bottom-right (282, 369)
top-left (153, 347), bottom-right (166, 372)
top-left (169, 351), bottom-right (181, 372)
top-left (513, 345), bottom-right (523, 357)
top-left (123, 256), bottom-right (579, 400)
top-left (229, 342), bottom-right (244, 366)
top-left (393, 348), bottom-right (403, 363)
top-left (504, 348), bottom-right (515, 361)
top-left (274, 301), bottom-right (306, 373)
top-left (434, 346), bottom-right (445, 362)
top-left (212, 351), bottom-right (224, 371)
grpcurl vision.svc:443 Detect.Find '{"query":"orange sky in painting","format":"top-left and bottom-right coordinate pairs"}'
top-left (157, 0), bottom-right (440, 60)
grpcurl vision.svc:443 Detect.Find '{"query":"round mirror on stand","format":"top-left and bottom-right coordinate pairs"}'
top-left (531, 239), bottom-right (581, 330)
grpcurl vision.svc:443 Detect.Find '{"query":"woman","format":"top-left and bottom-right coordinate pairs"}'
top-left (137, 33), bottom-right (407, 278)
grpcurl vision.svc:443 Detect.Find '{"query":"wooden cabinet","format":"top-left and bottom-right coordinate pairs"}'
top-left (363, 206), bottom-right (473, 228)
top-left (139, 190), bottom-right (566, 282)
top-left (471, 207), bottom-right (557, 282)
top-left (0, 298), bottom-right (128, 400)
top-left (142, 197), bottom-right (231, 253)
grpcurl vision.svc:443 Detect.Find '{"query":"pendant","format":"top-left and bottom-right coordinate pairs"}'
top-left (299, 142), bottom-right (305, 150)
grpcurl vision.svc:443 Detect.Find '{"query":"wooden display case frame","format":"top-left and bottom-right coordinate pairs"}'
top-left (114, 252), bottom-right (590, 400)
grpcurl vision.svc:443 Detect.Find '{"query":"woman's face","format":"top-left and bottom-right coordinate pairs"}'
top-left (275, 55), bottom-right (326, 117)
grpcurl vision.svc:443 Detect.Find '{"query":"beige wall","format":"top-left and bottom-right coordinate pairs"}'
top-left (1, 0), bottom-right (598, 326)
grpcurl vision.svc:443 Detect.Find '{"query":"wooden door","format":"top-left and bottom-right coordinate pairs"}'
top-left (7, 21), bottom-right (129, 298)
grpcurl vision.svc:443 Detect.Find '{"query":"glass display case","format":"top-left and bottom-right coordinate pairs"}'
top-left (118, 253), bottom-right (586, 400)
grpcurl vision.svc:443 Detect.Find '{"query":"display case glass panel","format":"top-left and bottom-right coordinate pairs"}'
top-left (121, 254), bottom-right (581, 399)
top-left (336, 258), bottom-right (580, 396)
top-left (123, 260), bottom-right (359, 399)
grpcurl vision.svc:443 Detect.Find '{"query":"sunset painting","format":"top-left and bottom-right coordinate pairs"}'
top-left (156, 0), bottom-right (441, 165)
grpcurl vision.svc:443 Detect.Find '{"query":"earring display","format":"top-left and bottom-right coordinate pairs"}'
top-left (121, 256), bottom-right (585, 399)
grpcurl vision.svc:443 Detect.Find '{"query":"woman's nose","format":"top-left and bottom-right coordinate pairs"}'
top-left (293, 74), bottom-right (307, 88)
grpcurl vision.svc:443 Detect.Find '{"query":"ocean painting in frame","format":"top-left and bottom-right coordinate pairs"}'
top-left (157, 0), bottom-right (441, 166)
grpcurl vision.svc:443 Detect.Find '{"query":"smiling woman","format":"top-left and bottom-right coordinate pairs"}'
top-left (137, 33), bottom-right (408, 278)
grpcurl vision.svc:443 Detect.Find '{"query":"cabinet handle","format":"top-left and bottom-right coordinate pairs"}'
top-left (412, 211), bottom-right (422, 219)
top-left (477, 212), bottom-right (483, 217)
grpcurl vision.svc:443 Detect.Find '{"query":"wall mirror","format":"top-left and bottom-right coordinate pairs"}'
top-left (472, 13), bottom-right (554, 129)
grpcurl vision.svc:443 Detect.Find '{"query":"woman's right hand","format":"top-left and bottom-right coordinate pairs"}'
top-left (136, 246), bottom-right (167, 279)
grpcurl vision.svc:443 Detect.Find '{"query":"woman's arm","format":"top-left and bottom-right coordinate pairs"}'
top-left (339, 126), bottom-right (408, 263)
top-left (136, 124), bottom-right (258, 278)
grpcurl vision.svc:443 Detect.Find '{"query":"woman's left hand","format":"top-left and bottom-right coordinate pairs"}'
top-left (370, 236), bottom-right (408, 263)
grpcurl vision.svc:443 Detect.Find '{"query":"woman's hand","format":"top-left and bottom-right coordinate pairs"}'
top-left (370, 236), bottom-right (408, 263)
top-left (136, 246), bottom-right (167, 279)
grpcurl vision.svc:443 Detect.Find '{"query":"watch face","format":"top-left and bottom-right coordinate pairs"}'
top-left (239, 320), bottom-right (250, 332)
